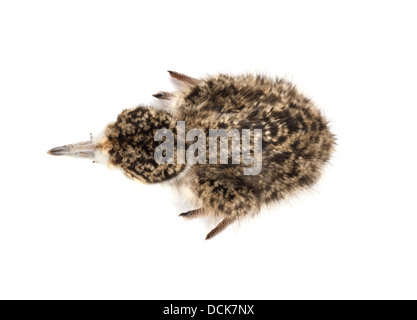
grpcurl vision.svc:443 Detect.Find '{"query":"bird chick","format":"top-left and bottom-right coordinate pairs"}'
top-left (48, 71), bottom-right (335, 240)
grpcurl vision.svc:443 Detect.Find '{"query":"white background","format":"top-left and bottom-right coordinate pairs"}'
top-left (0, 0), bottom-right (416, 299)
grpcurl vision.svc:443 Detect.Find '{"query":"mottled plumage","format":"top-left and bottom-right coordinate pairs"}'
top-left (48, 71), bottom-right (335, 239)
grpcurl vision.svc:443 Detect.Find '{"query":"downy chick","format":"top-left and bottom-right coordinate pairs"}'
top-left (48, 71), bottom-right (335, 240)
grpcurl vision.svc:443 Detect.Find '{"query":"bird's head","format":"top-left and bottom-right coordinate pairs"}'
top-left (48, 106), bottom-right (186, 183)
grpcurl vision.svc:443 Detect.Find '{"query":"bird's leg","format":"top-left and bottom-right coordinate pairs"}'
top-left (190, 170), bottom-right (259, 239)
top-left (205, 216), bottom-right (237, 240)
top-left (152, 91), bottom-right (174, 100)
top-left (168, 70), bottom-right (200, 85)
top-left (179, 208), bottom-right (206, 219)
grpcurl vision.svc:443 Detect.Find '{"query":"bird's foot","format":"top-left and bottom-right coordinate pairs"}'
top-left (152, 91), bottom-right (173, 100)
top-left (179, 208), bottom-right (206, 219)
top-left (168, 70), bottom-right (200, 85)
top-left (205, 216), bottom-right (236, 240)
